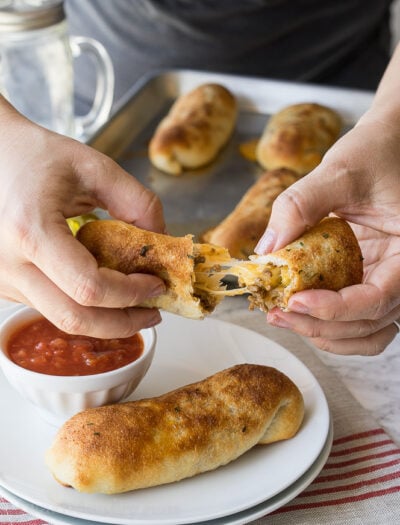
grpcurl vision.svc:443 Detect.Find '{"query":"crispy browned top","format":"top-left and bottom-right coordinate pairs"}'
top-left (257, 103), bottom-right (342, 175)
top-left (77, 219), bottom-right (194, 284)
top-left (274, 217), bottom-right (363, 289)
top-left (77, 220), bottom-right (218, 319)
top-left (153, 83), bottom-right (236, 152)
top-left (247, 217), bottom-right (364, 311)
top-left (46, 364), bottom-right (304, 493)
top-left (149, 83), bottom-right (237, 174)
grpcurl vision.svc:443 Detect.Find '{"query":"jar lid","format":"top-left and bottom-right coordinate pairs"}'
top-left (0, 0), bottom-right (65, 32)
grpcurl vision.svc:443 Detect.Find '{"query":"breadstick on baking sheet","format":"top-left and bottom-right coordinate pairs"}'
top-left (256, 103), bottom-right (342, 175)
top-left (149, 83), bottom-right (237, 175)
top-left (202, 168), bottom-right (299, 259)
top-left (46, 364), bottom-right (304, 494)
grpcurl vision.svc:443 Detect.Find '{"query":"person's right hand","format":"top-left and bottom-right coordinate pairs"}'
top-left (0, 97), bottom-right (167, 338)
top-left (255, 110), bottom-right (400, 356)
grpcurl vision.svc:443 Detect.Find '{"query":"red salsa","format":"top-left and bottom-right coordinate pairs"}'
top-left (7, 318), bottom-right (144, 376)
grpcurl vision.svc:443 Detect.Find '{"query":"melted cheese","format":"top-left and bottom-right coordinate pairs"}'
top-left (239, 138), bottom-right (259, 162)
top-left (193, 243), bottom-right (287, 297)
top-left (193, 243), bottom-right (244, 296)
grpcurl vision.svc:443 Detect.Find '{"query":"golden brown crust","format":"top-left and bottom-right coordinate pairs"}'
top-left (256, 103), bottom-right (342, 175)
top-left (78, 218), bottom-right (363, 316)
top-left (149, 83), bottom-right (237, 175)
top-left (77, 220), bottom-right (222, 319)
top-left (202, 168), bottom-right (299, 258)
top-left (45, 364), bottom-right (304, 494)
top-left (246, 217), bottom-right (364, 312)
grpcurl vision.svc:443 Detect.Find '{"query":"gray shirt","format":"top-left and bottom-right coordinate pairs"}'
top-left (65, 0), bottom-right (392, 112)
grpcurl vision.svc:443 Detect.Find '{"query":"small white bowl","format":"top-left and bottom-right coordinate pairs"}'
top-left (0, 306), bottom-right (156, 426)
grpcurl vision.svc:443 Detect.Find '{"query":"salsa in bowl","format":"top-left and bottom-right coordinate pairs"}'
top-left (0, 307), bottom-right (156, 426)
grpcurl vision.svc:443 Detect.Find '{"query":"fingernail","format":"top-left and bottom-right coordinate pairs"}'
top-left (268, 312), bottom-right (291, 328)
top-left (255, 229), bottom-right (276, 254)
top-left (289, 300), bottom-right (309, 314)
top-left (148, 284), bottom-right (166, 298)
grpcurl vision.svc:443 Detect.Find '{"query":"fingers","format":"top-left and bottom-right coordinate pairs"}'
top-left (254, 169), bottom-right (338, 253)
top-left (309, 326), bottom-right (398, 356)
top-left (287, 286), bottom-right (388, 323)
top-left (287, 267), bottom-right (400, 322)
top-left (268, 303), bottom-right (400, 340)
top-left (255, 138), bottom-right (372, 254)
top-left (0, 113), bottom-right (169, 338)
top-left (15, 263), bottom-right (162, 338)
top-left (6, 225), bottom-right (166, 337)
top-left (267, 299), bottom-right (400, 356)
top-left (263, 239), bottom-right (400, 355)
top-left (72, 147), bottom-right (166, 233)
top-left (268, 309), bottom-right (398, 356)
top-left (23, 220), bottom-right (166, 309)
top-left (17, 249), bottom-right (166, 309)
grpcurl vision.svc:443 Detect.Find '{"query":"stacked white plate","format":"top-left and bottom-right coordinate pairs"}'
top-left (0, 309), bottom-right (332, 525)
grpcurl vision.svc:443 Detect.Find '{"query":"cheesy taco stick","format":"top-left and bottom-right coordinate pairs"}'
top-left (149, 83), bottom-right (237, 175)
top-left (256, 103), bottom-right (342, 175)
top-left (77, 217), bottom-right (363, 316)
top-left (46, 364), bottom-right (304, 494)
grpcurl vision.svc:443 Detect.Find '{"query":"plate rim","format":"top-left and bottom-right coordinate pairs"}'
top-left (0, 421), bottom-right (333, 525)
top-left (0, 312), bottom-right (330, 524)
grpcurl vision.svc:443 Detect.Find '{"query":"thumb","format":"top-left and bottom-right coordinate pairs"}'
top-left (74, 143), bottom-right (166, 233)
top-left (254, 163), bottom-right (354, 253)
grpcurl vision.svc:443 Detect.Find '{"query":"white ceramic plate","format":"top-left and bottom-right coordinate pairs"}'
top-left (0, 420), bottom-right (333, 525)
top-left (0, 312), bottom-right (330, 524)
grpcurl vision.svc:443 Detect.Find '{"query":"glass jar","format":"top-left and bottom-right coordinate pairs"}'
top-left (0, 0), bottom-right (114, 139)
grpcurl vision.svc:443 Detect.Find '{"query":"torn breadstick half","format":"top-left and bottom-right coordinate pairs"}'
top-left (77, 219), bottom-right (233, 320)
top-left (77, 217), bottom-right (363, 317)
top-left (149, 83), bottom-right (237, 175)
top-left (227, 217), bottom-right (364, 312)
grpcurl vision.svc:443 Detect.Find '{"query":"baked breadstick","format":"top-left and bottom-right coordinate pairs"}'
top-left (46, 364), bottom-right (304, 494)
top-left (234, 217), bottom-right (364, 312)
top-left (256, 103), bottom-right (342, 175)
top-left (202, 168), bottom-right (298, 258)
top-left (78, 217), bottom-right (363, 317)
top-left (149, 83), bottom-right (237, 175)
top-left (77, 219), bottom-right (232, 320)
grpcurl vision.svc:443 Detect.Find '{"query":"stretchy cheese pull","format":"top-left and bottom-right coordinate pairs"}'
top-left (77, 217), bottom-right (363, 316)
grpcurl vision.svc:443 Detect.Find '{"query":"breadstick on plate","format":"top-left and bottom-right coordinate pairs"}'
top-left (149, 83), bottom-right (237, 175)
top-left (202, 168), bottom-right (299, 259)
top-left (256, 103), bottom-right (342, 175)
top-left (46, 364), bottom-right (304, 494)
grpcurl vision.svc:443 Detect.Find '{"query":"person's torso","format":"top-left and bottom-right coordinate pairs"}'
top-left (65, 0), bottom-right (393, 111)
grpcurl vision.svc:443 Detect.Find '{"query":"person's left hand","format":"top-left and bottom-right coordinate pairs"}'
top-left (0, 99), bottom-right (167, 338)
top-left (267, 222), bottom-right (400, 355)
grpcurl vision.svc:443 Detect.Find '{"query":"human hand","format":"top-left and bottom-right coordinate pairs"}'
top-left (0, 99), bottom-right (166, 337)
top-left (255, 113), bottom-right (400, 355)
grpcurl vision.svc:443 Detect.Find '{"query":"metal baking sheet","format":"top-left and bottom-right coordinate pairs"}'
top-left (88, 69), bottom-right (374, 239)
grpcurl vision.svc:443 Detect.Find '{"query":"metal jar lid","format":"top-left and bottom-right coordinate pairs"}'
top-left (0, 0), bottom-right (65, 33)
